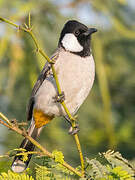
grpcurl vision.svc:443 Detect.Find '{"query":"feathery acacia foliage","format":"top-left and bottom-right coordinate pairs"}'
top-left (0, 150), bottom-right (134, 179)
top-left (0, 170), bottom-right (34, 180)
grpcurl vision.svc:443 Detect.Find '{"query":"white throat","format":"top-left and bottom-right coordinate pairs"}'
top-left (61, 33), bottom-right (83, 52)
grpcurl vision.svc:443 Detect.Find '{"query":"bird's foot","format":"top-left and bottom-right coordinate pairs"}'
top-left (68, 124), bottom-right (80, 135)
top-left (54, 91), bottom-right (65, 103)
top-left (70, 114), bottom-right (78, 121)
top-left (49, 54), bottom-right (58, 64)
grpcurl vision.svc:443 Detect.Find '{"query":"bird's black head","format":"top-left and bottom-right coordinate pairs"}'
top-left (58, 20), bottom-right (97, 57)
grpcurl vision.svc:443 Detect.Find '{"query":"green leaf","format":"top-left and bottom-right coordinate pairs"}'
top-left (35, 164), bottom-right (55, 180)
top-left (0, 170), bottom-right (34, 180)
top-left (102, 150), bottom-right (135, 176)
top-left (52, 150), bottom-right (64, 164)
top-left (85, 151), bottom-right (135, 179)
top-left (86, 158), bottom-right (108, 179)
top-left (108, 166), bottom-right (133, 180)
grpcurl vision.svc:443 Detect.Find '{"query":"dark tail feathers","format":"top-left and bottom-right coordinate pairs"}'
top-left (11, 119), bottom-right (42, 173)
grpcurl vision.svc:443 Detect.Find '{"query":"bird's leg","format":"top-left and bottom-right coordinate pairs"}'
top-left (64, 115), bottom-right (80, 135)
top-left (54, 91), bottom-right (65, 103)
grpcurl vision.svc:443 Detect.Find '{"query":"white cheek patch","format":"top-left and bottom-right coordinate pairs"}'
top-left (61, 33), bottom-right (83, 52)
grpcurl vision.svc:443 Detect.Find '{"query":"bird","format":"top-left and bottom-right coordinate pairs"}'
top-left (11, 20), bottom-right (97, 173)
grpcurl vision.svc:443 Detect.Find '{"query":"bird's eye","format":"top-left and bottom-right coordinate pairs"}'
top-left (75, 30), bottom-right (80, 36)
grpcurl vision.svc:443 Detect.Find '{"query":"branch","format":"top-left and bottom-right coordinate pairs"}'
top-left (0, 16), bottom-right (84, 176)
top-left (0, 112), bottom-right (82, 177)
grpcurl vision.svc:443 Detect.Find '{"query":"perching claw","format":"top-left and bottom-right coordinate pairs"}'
top-left (68, 124), bottom-right (80, 135)
top-left (64, 116), bottom-right (80, 135)
top-left (54, 91), bottom-right (65, 103)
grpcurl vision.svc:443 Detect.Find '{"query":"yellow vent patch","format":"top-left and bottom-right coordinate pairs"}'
top-left (33, 109), bottom-right (54, 128)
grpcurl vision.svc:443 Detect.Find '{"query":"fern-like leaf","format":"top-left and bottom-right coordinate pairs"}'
top-left (0, 170), bottom-right (34, 180)
top-left (35, 162), bottom-right (76, 180)
top-left (85, 151), bottom-right (135, 180)
top-left (107, 166), bottom-right (134, 180)
top-left (102, 150), bottom-right (135, 176)
top-left (35, 164), bottom-right (55, 180)
top-left (52, 150), bottom-right (64, 164)
top-left (86, 158), bottom-right (108, 179)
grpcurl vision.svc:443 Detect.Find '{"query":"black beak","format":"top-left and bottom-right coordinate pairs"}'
top-left (84, 28), bottom-right (97, 36)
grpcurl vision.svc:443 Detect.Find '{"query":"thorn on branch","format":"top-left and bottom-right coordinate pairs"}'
top-left (18, 122), bottom-right (28, 126)
top-left (11, 119), bottom-right (18, 126)
top-left (29, 25), bottom-right (33, 31)
top-left (36, 48), bottom-right (40, 53)
top-left (23, 22), bottom-right (33, 32)
top-left (24, 23), bottom-right (29, 29)
top-left (21, 128), bottom-right (28, 136)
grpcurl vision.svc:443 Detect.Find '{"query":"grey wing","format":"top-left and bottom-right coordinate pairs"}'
top-left (26, 48), bottom-right (60, 121)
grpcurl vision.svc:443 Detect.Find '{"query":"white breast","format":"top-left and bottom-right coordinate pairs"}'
top-left (34, 50), bottom-right (95, 117)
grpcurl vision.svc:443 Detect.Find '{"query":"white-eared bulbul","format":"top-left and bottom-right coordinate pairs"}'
top-left (12, 20), bottom-right (97, 173)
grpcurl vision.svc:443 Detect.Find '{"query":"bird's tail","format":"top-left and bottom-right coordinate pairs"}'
top-left (11, 119), bottom-right (42, 173)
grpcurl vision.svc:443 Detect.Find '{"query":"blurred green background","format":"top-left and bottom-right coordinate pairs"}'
top-left (0, 0), bottom-right (135, 171)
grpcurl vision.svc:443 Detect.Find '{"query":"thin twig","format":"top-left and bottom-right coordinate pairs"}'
top-left (28, 12), bottom-right (31, 29)
top-left (0, 154), bottom-right (9, 158)
top-left (74, 134), bottom-right (84, 175)
top-left (0, 16), bottom-right (85, 176)
top-left (15, 151), bottom-right (42, 157)
top-left (0, 118), bottom-right (12, 129)
top-left (0, 112), bottom-right (12, 126)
